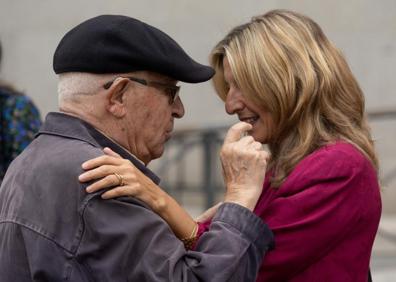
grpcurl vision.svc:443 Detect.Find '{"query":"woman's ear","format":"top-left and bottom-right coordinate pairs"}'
top-left (105, 78), bottom-right (129, 118)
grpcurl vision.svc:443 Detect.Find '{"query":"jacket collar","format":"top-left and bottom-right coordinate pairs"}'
top-left (38, 112), bottom-right (160, 184)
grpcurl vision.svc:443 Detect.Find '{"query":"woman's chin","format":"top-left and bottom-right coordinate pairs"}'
top-left (251, 131), bottom-right (269, 144)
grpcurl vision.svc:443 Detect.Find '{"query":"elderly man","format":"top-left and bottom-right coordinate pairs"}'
top-left (0, 15), bottom-right (273, 281)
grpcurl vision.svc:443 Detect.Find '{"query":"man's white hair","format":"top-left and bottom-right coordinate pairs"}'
top-left (57, 72), bottom-right (116, 105)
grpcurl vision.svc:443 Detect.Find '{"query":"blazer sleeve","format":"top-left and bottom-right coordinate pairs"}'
top-left (77, 197), bottom-right (274, 282)
top-left (257, 146), bottom-right (381, 280)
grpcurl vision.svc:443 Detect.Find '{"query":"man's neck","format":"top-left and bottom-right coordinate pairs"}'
top-left (59, 106), bottom-right (142, 159)
top-left (94, 127), bottom-right (145, 165)
top-left (59, 100), bottom-right (153, 164)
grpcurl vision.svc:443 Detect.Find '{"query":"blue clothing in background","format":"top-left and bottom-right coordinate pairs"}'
top-left (0, 87), bottom-right (41, 181)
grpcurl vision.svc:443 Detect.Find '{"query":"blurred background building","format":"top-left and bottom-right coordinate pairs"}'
top-left (1, 0), bottom-right (395, 279)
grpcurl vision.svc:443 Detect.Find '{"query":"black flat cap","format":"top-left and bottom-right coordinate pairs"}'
top-left (53, 15), bottom-right (214, 83)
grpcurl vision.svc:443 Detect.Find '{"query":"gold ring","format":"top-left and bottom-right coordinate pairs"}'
top-left (114, 173), bottom-right (124, 186)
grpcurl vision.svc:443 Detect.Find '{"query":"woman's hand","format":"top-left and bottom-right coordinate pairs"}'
top-left (195, 202), bottom-right (223, 223)
top-left (79, 148), bottom-right (167, 212)
top-left (221, 122), bottom-right (270, 211)
top-left (79, 148), bottom-right (197, 240)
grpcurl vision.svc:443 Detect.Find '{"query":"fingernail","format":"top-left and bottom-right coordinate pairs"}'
top-left (79, 174), bottom-right (86, 181)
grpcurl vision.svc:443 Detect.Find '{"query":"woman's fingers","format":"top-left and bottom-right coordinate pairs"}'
top-left (195, 202), bottom-right (223, 222)
top-left (79, 164), bottom-right (117, 182)
top-left (85, 174), bottom-right (120, 193)
top-left (101, 185), bottom-right (138, 199)
top-left (103, 147), bottom-right (122, 159)
top-left (82, 154), bottom-right (124, 170)
top-left (79, 150), bottom-right (151, 200)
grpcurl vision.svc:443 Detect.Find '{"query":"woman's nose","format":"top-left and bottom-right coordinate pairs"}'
top-left (225, 88), bottom-right (245, 115)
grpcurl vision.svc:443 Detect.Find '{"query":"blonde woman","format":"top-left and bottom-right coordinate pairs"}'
top-left (80, 10), bottom-right (381, 281)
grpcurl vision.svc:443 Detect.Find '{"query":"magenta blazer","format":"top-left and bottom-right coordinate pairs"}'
top-left (199, 142), bottom-right (381, 281)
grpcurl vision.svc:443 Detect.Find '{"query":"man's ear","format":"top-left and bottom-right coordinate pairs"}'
top-left (105, 79), bottom-right (129, 118)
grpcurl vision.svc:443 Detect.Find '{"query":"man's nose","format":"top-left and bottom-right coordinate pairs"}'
top-left (172, 97), bottom-right (185, 118)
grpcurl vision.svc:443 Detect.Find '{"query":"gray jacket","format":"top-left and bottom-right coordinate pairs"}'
top-left (0, 112), bottom-right (274, 282)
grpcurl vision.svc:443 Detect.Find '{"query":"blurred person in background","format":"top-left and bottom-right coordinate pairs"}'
top-left (0, 40), bottom-right (41, 182)
top-left (82, 9), bottom-right (381, 282)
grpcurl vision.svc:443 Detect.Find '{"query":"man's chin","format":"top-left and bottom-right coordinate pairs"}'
top-left (165, 132), bottom-right (172, 141)
top-left (151, 146), bottom-right (166, 161)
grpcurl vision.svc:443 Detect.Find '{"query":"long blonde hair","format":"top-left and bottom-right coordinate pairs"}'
top-left (211, 9), bottom-right (378, 187)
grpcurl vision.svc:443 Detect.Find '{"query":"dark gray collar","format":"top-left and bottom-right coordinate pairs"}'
top-left (38, 112), bottom-right (160, 184)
